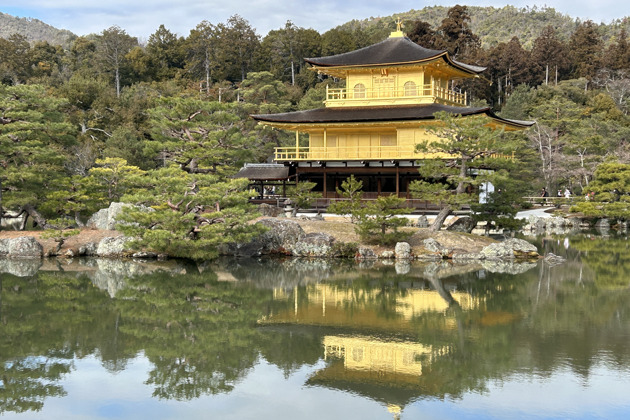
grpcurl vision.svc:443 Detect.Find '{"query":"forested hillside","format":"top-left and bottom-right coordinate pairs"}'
top-left (338, 5), bottom-right (630, 48)
top-left (1, 5), bottom-right (630, 256)
top-left (0, 12), bottom-right (76, 48)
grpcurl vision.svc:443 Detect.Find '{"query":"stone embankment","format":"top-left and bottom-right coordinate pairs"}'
top-left (1, 202), bottom-right (541, 262)
top-left (220, 218), bottom-right (539, 261)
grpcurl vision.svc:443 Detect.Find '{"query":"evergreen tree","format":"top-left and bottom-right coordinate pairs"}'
top-left (436, 5), bottom-right (480, 60)
top-left (530, 26), bottom-right (570, 86)
top-left (353, 195), bottom-right (410, 245)
top-left (409, 112), bottom-right (519, 231)
top-left (146, 25), bottom-right (186, 80)
top-left (572, 161), bottom-right (630, 221)
top-left (569, 20), bottom-right (602, 82)
top-left (406, 20), bottom-right (440, 49)
top-left (326, 175), bottom-right (364, 222)
top-left (96, 26), bottom-right (138, 97)
top-left (118, 167), bottom-right (263, 260)
top-left (0, 84), bottom-right (75, 229)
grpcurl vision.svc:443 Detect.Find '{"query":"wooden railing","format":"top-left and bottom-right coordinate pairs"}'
top-left (326, 84), bottom-right (467, 106)
top-left (274, 146), bottom-right (514, 162)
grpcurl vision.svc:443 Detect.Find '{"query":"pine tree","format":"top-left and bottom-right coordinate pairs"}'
top-left (409, 112), bottom-right (520, 231)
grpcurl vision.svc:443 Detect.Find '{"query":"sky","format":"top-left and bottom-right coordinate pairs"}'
top-left (1, 0), bottom-right (628, 41)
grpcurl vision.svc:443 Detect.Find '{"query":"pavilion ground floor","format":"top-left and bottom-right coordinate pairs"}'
top-left (241, 160), bottom-right (456, 212)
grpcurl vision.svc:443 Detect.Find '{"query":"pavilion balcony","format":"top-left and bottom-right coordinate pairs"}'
top-left (274, 146), bottom-right (514, 162)
top-left (325, 85), bottom-right (467, 107)
top-left (276, 146), bottom-right (435, 161)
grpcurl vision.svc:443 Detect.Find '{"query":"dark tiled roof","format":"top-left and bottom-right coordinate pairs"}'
top-left (233, 164), bottom-right (289, 180)
top-left (305, 36), bottom-right (485, 74)
top-left (252, 104), bottom-right (534, 128)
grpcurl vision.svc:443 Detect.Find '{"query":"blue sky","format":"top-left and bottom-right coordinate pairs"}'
top-left (1, 0), bottom-right (628, 41)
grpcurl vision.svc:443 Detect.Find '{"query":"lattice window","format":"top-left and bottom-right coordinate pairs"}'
top-left (353, 83), bottom-right (366, 99)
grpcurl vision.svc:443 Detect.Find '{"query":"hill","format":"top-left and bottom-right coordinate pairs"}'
top-left (337, 5), bottom-right (630, 49)
top-left (0, 12), bottom-right (76, 48)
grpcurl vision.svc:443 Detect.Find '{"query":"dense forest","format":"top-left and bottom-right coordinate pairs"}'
top-left (2, 5), bottom-right (630, 255)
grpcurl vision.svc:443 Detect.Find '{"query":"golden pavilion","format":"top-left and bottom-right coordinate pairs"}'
top-left (251, 22), bottom-right (533, 201)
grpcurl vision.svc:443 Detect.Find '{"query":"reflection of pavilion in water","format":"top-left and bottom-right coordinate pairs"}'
top-left (260, 282), bottom-right (482, 418)
top-left (263, 282), bottom-right (481, 329)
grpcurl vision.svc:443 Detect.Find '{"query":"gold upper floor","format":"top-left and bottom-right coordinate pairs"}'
top-left (324, 63), bottom-right (470, 108)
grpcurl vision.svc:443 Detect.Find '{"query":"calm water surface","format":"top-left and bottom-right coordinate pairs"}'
top-left (1, 234), bottom-right (629, 419)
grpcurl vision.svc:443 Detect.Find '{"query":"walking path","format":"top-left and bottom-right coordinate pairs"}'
top-left (515, 207), bottom-right (556, 219)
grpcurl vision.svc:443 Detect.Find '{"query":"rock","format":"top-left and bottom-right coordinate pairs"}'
top-left (422, 238), bottom-right (443, 253)
top-left (0, 236), bottom-right (43, 259)
top-left (356, 247), bottom-right (377, 259)
top-left (132, 251), bottom-right (158, 259)
top-left (0, 259), bottom-right (42, 276)
top-left (481, 238), bottom-right (539, 260)
top-left (87, 202), bottom-right (154, 231)
top-left (291, 232), bottom-right (335, 257)
top-left (416, 215), bottom-right (429, 228)
top-left (220, 218), bottom-right (305, 257)
top-left (381, 250), bottom-right (395, 259)
top-left (394, 242), bottom-right (412, 259)
top-left (258, 203), bottom-right (284, 217)
top-left (96, 236), bottom-right (133, 257)
top-left (86, 208), bottom-right (110, 230)
top-left (452, 252), bottom-right (484, 261)
top-left (446, 216), bottom-right (477, 233)
top-left (79, 242), bottom-right (98, 256)
top-left (422, 238), bottom-right (450, 257)
top-left (64, 249), bottom-right (76, 257)
top-left (257, 218), bottom-right (304, 254)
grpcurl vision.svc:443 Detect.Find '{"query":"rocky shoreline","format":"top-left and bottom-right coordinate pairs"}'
top-left (9, 202), bottom-right (618, 265)
top-left (1, 216), bottom-right (539, 262)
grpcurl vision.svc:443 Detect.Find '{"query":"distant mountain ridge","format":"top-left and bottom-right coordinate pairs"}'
top-left (337, 5), bottom-right (630, 49)
top-left (0, 12), bottom-right (76, 48)
top-left (2, 5), bottom-right (630, 51)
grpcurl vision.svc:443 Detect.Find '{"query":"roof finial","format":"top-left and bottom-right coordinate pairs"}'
top-left (390, 17), bottom-right (405, 38)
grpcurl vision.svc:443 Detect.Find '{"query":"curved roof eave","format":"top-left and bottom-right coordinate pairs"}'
top-left (304, 36), bottom-right (485, 75)
top-left (252, 104), bottom-right (534, 128)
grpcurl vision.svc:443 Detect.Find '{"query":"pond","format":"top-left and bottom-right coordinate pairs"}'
top-left (1, 234), bottom-right (629, 419)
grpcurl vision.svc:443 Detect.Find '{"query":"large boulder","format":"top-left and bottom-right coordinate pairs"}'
top-left (258, 203), bottom-right (284, 217)
top-left (96, 236), bottom-right (133, 257)
top-left (0, 236), bottom-right (43, 259)
top-left (422, 238), bottom-right (451, 257)
top-left (481, 238), bottom-right (538, 260)
top-left (291, 232), bottom-right (335, 257)
top-left (356, 247), bottom-right (377, 259)
top-left (257, 218), bottom-right (304, 254)
top-left (220, 218), bottom-right (305, 257)
top-left (395, 242), bottom-right (412, 259)
top-left (87, 202), bottom-right (154, 231)
top-left (446, 216), bottom-right (477, 233)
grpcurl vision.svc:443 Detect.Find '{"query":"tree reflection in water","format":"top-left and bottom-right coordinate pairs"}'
top-left (0, 244), bottom-right (629, 416)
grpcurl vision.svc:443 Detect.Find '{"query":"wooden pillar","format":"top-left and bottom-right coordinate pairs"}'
top-left (295, 130), bottom-right (299, 159)
top-left (377, 177), bottom-right (382, 196)
top-left (396, 166), bottom-right (400, 197)
top-left (323, 166), bottom-right (327, 199)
